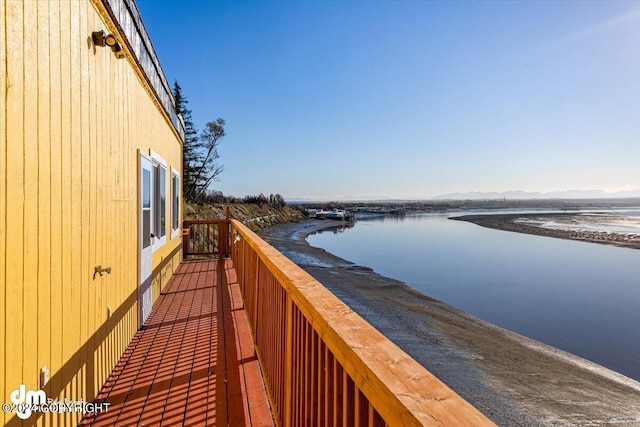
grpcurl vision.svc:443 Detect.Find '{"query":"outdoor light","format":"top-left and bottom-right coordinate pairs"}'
top-left (92, 30), bottom-right (106, 46)
top-left (92, 30), bottom-right (123, 56)
top-left (104, 33), bottom-right (118, 47)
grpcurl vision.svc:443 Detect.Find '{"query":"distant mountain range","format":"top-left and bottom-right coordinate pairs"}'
top-left (432, 189), bottom-right (640, 200)
top-left (286, 189), bottom-right (640, 203)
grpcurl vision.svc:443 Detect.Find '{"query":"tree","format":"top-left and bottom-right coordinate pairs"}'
top-left (172, 81), bottom-right (226, 202)
top-left (172, 81), bottom-right (200, 198)
top-left (188, 118), bottom-right (226, 201)
top-left (269, 193), bottom-right (286, 208)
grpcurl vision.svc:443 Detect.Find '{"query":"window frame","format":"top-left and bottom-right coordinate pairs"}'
top-left (170, 167), bottom-right (180, 239)
top-left (150, 150), bottom-right (167, 252)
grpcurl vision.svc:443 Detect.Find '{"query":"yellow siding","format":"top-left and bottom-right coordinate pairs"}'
top-left (1, 1), bottom-right (183, 425)
top-left (36, 2), bottom-right (53, 426)
top-left (0, 0), bottom-right (6, 425)
top-left (48, 2), bottom-right (64, 426)
top-left (23, 3), bottom-right (40, 421)
top-left (5, 3), bottom-right (26, 427)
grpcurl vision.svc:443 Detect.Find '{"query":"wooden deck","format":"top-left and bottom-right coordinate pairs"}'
top-left (80, 258), bottom-right (274, 426)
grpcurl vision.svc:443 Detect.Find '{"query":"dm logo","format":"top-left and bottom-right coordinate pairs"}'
top-left (10, 384), bottom-right (46, 419)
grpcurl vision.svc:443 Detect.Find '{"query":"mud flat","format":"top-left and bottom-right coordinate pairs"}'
top-left (452, 213), bottom-right (640, 250)
top-left (259, 220), bottom-right (640, 427)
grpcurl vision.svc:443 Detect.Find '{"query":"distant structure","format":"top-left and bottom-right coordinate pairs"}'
top-left (1, 0), bottom-right (184, 424)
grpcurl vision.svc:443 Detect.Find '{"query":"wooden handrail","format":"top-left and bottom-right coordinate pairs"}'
top-left (230, 219), bottom-right (495, 427)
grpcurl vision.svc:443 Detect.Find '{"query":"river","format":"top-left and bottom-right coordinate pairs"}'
top-left (307, 211), bottom-right (640, 381)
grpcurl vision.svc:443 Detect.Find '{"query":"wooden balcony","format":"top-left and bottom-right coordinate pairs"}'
top-left (82, 219), bottom-right (495, 426)
top-left (80, 257), bottom-right (272, 426)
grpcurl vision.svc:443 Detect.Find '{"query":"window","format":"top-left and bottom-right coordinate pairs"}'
top-left (155, 165), bottom-right (166, 238)
top-left (150, 151), bottom-right (167, 251)
top-left (171, 169), bottom-right (180, 238)
top-left (142, 169), bottom-right (151, 249)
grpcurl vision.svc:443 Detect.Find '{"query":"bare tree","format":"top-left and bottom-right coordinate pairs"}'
top-left (173, 81), bottom-right (226, 202)
top-left (186, 118), bottom-right (226, 202)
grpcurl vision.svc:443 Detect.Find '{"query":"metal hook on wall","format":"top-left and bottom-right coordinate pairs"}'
top-left (94, 265), bottom-right (112, 280)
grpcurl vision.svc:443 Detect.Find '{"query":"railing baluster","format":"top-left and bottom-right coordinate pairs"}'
top-left (335, 360), bottom-right (343, 427)
top-left (303, 317), bottom-right (310, 426)
top-left (310, 325), bottom-right (316, 426)
top-left (354, 388), bottom-right (361, 427)
top-left (284, 294), bottom-right (293, 427)
top-left (342, 369), bottom-right (349, 427)
top-left (326, 348), bottom-right (333, 427)
top-left (318, 337), bottom-right (325, 427)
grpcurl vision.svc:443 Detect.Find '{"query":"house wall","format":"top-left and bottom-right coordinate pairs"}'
top-left (1, 1), bottom-right (183, 425)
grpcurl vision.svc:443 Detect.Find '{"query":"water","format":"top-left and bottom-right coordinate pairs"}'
top-left (307, 211), bottom-right (640, 381)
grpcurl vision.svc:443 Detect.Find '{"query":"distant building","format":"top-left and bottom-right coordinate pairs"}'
top-left (1, 0), bottom-right (184, 424)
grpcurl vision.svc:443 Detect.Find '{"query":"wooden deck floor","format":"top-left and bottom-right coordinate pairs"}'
top-left (80, 259), bottom-right (274, 426)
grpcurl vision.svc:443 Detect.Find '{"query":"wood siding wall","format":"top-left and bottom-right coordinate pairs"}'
top-left (1, 1), bottom-right (182, 425)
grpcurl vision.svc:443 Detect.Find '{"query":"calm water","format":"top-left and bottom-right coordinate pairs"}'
top-left (307, 212), bottom-right (640, 381)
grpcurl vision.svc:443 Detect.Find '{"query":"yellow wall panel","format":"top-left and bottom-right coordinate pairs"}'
top-left (22, 2), bottom-right (39, 398)
top-left (67, 1), bottom-right (83, 422)
top-left (23, 0), bottom-right (40, 396)
top-left (2, 1), bottom-right (183, 425)
top-left (0, 0), bottom-right (6, 424)
top-left (89, 7), bottom-right (103, 400)
top-left (4, 1), bottom-right (26, 417)
top-left (78, 0), bottom-right (91, 406)
top-left (47, 1), bottom-right (64, 424)
top-left (36, 3), bottom-right (52, 423)
top-left (58, 1), bottom-right (74, 424)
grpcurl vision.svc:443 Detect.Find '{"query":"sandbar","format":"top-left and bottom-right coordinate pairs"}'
top-left (451, 213), bottom-right (640, 250)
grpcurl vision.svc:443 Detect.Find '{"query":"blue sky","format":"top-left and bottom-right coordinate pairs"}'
top-left (136, 0), bottom-right (640, 200)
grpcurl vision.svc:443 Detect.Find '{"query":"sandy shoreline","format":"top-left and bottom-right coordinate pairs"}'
top-left (452, 213), bottom-right (640, 250)
top-left (259, 219), bottom-right (640, 426)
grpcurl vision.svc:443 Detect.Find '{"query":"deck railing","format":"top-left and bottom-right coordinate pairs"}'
top-left (230, 219), bottom-right (495, 427)
top-left (182, 219), bottom-right (230, 257)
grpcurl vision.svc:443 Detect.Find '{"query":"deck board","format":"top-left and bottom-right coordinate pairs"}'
top-left (80, 259), bottom-right (274, 426)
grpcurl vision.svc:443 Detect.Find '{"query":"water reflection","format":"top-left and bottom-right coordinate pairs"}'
top-left (355, 212), bottom-right (451, 223)
top-left (311, 222), bottom-right (355, 235)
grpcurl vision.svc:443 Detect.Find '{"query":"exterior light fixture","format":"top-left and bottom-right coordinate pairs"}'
top-left (104, 34), bottom-right (122, 53)
top-left (92, 30), bottom-right (123, 56)
top-left (92, 30), bottom-right (106, 46)
top-left (104, 33), bottom-right (118, 47)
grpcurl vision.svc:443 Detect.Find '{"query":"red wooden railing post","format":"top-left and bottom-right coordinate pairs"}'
top-left (182, 221), bottom-right (190, 259)
top-left (219, 220), bottom-right (228, 257)
top-left (224, 206), bottom-right (231, 257)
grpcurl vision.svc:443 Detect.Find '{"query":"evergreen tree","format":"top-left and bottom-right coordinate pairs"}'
top-left (173, 81), bottom-right (200, 199)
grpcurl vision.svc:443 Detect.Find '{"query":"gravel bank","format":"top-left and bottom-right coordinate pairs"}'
top-left (259, 219), bottom-right (640, 426)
